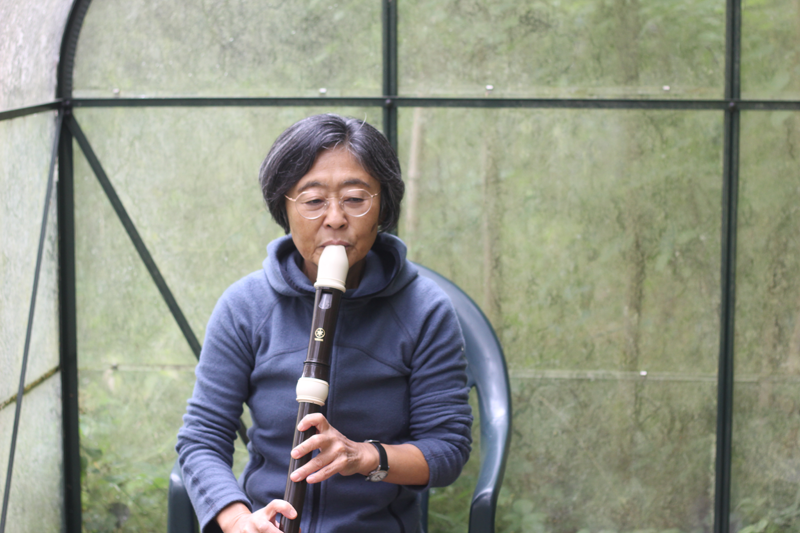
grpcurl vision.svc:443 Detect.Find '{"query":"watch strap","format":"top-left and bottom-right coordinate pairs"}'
top-left (366, 440), bottom-right (388, 476)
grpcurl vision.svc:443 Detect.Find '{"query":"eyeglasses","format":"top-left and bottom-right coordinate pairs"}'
top-left (285, 189), bottom-right (379, 220)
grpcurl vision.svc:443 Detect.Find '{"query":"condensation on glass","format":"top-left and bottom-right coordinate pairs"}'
top-left (732, 111), bottom-right (800, 531)
top-left (741, 0), bottom-right (800, 100)
top-left (397, 108), bottom-right (722, 532)
top-left (72, 0), bottom-right (382, 98)
top-left (399, 0), bottom-right (726, 99)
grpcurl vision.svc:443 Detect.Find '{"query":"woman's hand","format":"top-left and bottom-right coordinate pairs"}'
top-left (216, 500), bottom-right (297, 533)
top-left (289, 413), bottom-right (377, 484)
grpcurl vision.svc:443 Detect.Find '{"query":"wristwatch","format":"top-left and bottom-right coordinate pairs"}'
top-left (365, 440), bottom-right (389, 482)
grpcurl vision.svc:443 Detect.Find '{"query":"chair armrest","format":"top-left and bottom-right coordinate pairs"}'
top-left (469, 399), bottom-right (511, 533)
top-left (168, 459), bottom-right (198, 533)
top-left (413, 263), bottom-right (512, 533)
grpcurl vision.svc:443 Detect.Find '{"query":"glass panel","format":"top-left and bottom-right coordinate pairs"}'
top-left (742, 0), bottom-right (800, 100)
top-left (79, 369), bottom-right (198, 531)
top-left (75, 162), bottom-right (243, 529)
top-left (502, 378), bottom-right (717, 533)
top-left (73, 0), bottom-right (382, 98)
top-left (74, 136), bottom-right (201, 368)
top-left (732, 112), bottom-right (800, 531)
top-left (74, 107), bottom-right (381, 350)
top-left (0, 374), bottom-right (63, 533)
top-left (398, 108), bottom-right (723, 530)
top-left (0, 113), bottom-right (60, 403)
top-left (75, 107), bottom-right (381, 530)
top-left (399, 0), bottom-right (725, 99)
top-left (0, 0), bottom-right (72, 111)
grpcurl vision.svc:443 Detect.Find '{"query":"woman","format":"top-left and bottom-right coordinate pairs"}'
top-left (176, 114), bottom-right (472, 533)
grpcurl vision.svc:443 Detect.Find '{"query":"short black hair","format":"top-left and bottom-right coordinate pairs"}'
top-left (259, 114), bottom-right (404, 234)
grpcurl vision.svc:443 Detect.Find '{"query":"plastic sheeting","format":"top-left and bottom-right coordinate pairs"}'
top-left (0, 1), bottom-right (70, 530)
top-left (0, 0), bottom-right (73, 111)
top-left (0, 111), bottom-right (62, 533)
top-left (0, 376), bottom-right (63, 533)
top-left (0, 112), bottom-right (60, 401)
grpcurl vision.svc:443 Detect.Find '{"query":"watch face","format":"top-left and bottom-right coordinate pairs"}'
top-left (367, 469), bottom-right (388, 482)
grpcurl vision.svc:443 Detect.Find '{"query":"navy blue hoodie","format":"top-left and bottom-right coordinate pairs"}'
top-left (176, 234), bottom-right (472, 533)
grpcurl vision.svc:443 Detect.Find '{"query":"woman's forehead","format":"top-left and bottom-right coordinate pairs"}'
top-left (290, 149), bottom-right (379, 193)
top-left (295, 177), bottom-right (376, 193)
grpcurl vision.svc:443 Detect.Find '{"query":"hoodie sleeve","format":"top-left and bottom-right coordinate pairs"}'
top-left (175, 282), bottom-right (261, 533)
top-left (400, 279), bottom-right (473, 490)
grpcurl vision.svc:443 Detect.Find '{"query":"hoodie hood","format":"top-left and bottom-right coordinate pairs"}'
top-left (264, 233), bottom-right (418, 300)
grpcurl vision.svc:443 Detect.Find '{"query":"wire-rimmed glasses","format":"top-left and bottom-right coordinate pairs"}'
top-left (285, 189), bottom-right (379, 220)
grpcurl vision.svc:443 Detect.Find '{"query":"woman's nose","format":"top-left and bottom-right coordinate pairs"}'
top-left (323, 200), bottom-right (347, 228)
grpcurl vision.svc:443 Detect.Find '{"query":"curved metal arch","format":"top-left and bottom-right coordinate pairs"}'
top-left (56, 3), bottom-right (92, 531)
top-left (57, 0), bottom-right (93, 100)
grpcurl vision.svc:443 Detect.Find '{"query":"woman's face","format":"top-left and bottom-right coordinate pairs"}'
top-left (285, 147), bottom-right (381, 287)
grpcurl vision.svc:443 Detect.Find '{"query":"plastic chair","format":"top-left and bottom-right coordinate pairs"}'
top-left (168, 264), bottom-right (512, 533)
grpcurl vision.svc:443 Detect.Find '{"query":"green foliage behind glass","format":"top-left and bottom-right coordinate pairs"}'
top-left (401, 0), bottom-right (725, 98)
top-left (398, 108), bottom-right (724, 533)
top-left (66, 1), bottom-right (800, 532)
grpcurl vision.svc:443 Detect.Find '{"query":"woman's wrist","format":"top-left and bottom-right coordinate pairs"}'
top-left (216, 502), bottom-right (251, 533)
top-left (357, 440), bottom-right (380, 476)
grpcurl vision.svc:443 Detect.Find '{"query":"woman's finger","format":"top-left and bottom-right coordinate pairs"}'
top-left (292, 438), bottom-right (364, 483)
top-left (296, 412), bottom-right (328, 433)
top-left (304, 458), bottom-right (344, 484)
top-left (288, 413), bottom-right (367, 483)
top-left (290, 446), bottom-right (341, 483)
top-left (247, 500), bottom-right (297, 532)
top-left (264, 499), bottom-right (297, 521)
top-left (290, 432), bottom-right (329, 459)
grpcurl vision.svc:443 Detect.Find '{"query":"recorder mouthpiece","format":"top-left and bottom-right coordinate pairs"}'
top-left (314, 245), bottom-right (349, 293)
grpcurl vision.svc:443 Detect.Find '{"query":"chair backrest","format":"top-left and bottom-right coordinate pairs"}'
top-left (168, 265), bottom-right (512, 533)
top-left (414, 264), bottom-right (512, 533)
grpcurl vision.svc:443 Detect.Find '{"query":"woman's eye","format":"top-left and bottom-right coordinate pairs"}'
top-left (343, 197), bottom-right (365, 205)
top-left (302, 197), bottom-right (326, 207)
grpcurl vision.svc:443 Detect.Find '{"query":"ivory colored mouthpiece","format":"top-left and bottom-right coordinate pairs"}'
top-left (314, 245), bottom-right (349, 292)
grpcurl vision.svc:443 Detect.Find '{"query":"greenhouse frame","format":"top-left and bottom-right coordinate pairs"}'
top-left (1, 0), bottom-right (799, 532)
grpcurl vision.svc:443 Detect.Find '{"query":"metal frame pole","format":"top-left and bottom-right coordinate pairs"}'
top-left (714, 1), bottom-right (741, 532)
top-left (57, 107), bottom-right (82, 533)
top-left (382, 0), bottom-right (398, 151)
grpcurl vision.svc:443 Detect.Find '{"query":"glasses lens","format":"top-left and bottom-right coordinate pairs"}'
top-left (293, 189), bottom-right (374, 219)
top-left (341, 189), bottom-right (373, 217)
top-left (295, 192), bottom-right (327, 219)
